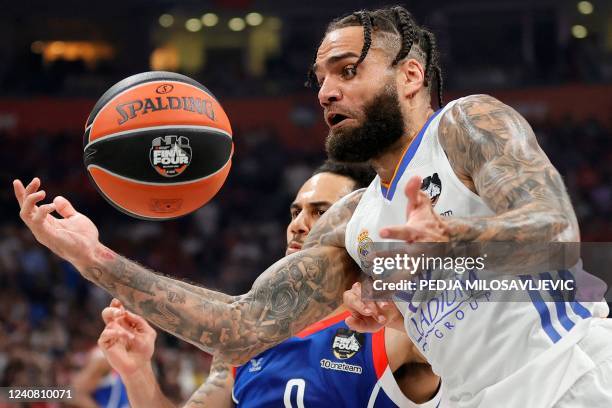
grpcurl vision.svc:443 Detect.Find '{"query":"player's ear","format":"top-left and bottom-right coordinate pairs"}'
top-left (396, 58), bottom-right (425, 99)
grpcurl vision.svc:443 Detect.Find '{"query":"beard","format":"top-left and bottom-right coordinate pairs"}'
top-left (325, 84), bottom-right (405, 163)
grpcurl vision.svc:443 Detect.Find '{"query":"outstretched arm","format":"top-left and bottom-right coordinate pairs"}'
top-left (14, 180), bottom-right (362, 364)
top-left (439, 94), bottom-right (579, 243)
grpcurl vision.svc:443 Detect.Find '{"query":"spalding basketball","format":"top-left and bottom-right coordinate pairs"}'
top-left (83, 71), bottom-right (233, 220)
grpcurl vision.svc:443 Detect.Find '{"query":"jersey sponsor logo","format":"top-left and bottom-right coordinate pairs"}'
top-left (332, 328), bottom-right (364, 359)
top-left (420, 173), bottom-right (442, 205)
top-left (408, 270), bottom-right (492, 352)
top-left (357, 230), bottom-right (374, 270)
top-left (320, 359), bottom-right (363, 374)
top-left (248, 358), bottom-right (264, 372)
top-left (150, 135), bottom-right (192, 177)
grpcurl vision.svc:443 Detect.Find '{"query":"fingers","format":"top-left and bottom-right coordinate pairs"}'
top-left (378, 301), bottom-right (392, 310)
top-left (343, 283), bottom-right (386, 323)
top-left (379, 224), bottom-right (420, 242)
top-left (33, 203), bottom-right (56, 224)
top-left (110, 298), bottom-right (124, 308)
top-left (101, 305), bottom-right (154, 339)
top-left (98, 325), bottom-right (135, 349)
top-left (122, 310), bottom-right (155, 334)
top-left (20, 190), bottom-right (46, 221)
top-left (53, 196), bottom-right (77, 219)
top-left (110, 298), bottom-right (123, 307)
top-left (343, 282), bottom-right (368, 313)
top-left (405, 176), bottom-right (425, 214)
top-left (98, 328), bottom-right (119, 349)
top-left (101, 306), bottom-right (125, 325)
top-left (13, 180), bottom-right (26, 207)
top-left (345, 315), bottom-right (384, 333)
top-left (14, 178), bottom-right (41, 207)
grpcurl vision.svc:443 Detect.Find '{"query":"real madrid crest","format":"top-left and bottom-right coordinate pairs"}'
top-left (357, 230), bottom-right (374, 270)
top-left (332, 328), bottom-right (364, 359)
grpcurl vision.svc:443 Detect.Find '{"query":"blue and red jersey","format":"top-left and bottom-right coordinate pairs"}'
top-left (232, 311), bottom-right (437, 407)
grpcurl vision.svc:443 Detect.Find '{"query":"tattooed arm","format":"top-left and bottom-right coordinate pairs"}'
top-left (14, 177), bottom-right (362, 365)
top-left (380, 94), bottom-right (579, 273)
top-left (436, 94), bottom-right (580, 272)
top-left (439, 94), bottom-right (579, 243)
top-left (182, 357), bottom-right (234, 408)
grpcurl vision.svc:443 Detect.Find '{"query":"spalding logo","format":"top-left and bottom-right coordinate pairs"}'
top-left (116, 96), bottom-right (215, 125)
top-left (150, 135), bottom-right (192, 177)
top-left (156, 84), bottom-right (174, 94)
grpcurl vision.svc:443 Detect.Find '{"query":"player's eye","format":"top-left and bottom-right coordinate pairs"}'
top-left (290, 209), bottom-right (300, 219)
top-left (341, 65), bottom-right (357, 80)
top-left (315, 209), bottom-right (327, 218)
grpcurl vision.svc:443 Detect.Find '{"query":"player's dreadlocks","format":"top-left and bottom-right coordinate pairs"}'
top-left (307, 5), bottom-right (443, 108)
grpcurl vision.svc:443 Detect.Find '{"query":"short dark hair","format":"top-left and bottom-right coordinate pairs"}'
top-left (307, 5), bottom-right (443, 108)
top-left (313, 160), bottom-right (376, 190)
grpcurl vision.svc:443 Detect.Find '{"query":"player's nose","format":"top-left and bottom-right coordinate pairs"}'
top-left (289, 212), bottom-right (310, 236)
top-left (318, 80), bottom-right (342, 108)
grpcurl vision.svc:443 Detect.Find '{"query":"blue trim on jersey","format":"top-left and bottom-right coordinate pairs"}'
top-left (520, 275), bottom-right (562, 343)
top-left (541, 272), bottom-right (575, 332)
top-left (380, 109), bottom-right (442, 200)
top-left (558, 269), bottom-right (592, 319)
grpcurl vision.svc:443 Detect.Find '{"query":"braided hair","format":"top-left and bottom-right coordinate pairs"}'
top-left (306, 6), bottom-right (443, 108)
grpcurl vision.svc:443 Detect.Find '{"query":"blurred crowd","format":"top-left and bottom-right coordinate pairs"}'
top-left (0, 113), bottom-right (610, 403)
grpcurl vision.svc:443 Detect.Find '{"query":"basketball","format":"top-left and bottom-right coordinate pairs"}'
top-left (83, 71), bottom-right (233, 220)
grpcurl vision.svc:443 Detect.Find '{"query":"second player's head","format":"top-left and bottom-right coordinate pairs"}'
top-left (286, 160), bottom-right (374, 255)
top-left (310, 6), bottom-right (443, 163)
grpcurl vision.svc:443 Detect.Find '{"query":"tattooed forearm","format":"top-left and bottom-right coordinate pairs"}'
top-left (80, 195), bottom-right (360, 365)
top-left (183, 357), bottom-right (232, 408)
top-left (439, 94), bottom-right (579, 243)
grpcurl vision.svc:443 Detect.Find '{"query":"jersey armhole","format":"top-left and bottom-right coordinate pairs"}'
top-left (371, 328), bottom-right (388, 379)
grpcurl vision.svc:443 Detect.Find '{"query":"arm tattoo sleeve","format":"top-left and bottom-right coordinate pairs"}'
top-left (439, 94), bottom-right (579, 243)
top-left (81, 191), bottom-right (363, 365)
top-left (182, 356), bottom-right (232, 408)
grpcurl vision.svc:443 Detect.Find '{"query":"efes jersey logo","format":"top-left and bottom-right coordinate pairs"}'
top-left (150, 135), bottom-right (192, 177)
top-left (420, 173), bottom-right (442, 205)
top-left (332, 328), bottom-right (364, 359)
top-left (357, 230), bottom-right (374, 270)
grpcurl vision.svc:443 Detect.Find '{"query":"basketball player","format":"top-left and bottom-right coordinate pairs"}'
top-left (97, 161), bottom-right (445, 407)
top-left (14, 5), bottom-right (612, 407)
top-left (70, 347), bottom-right (130, 408)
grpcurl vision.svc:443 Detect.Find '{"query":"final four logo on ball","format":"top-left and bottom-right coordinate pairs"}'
top-left (150, 135), bottom-right (192, 177)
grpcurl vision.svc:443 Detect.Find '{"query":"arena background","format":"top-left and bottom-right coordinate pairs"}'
top-left (0, 0), bottom-right (610, 404)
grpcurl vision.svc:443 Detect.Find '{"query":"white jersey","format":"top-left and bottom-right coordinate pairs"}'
top-left (345, 97), bottom-right (610, 407)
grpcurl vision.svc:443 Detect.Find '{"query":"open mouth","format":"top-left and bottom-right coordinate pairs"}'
top-left (328, 113), bottom-right (350, 127)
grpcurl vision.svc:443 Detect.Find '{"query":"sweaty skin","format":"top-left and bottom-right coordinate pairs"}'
top-left (14, 26), bottom-right (577, 366)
